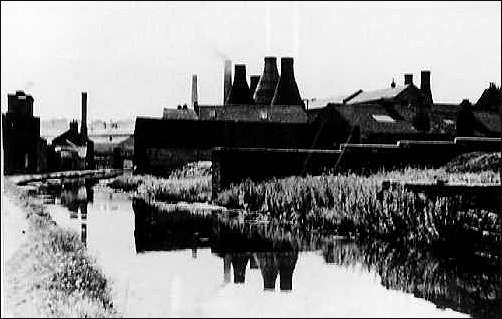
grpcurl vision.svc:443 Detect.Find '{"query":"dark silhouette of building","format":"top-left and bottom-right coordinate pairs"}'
top-left (254, 57), bottom-right (280, 105)
top-left (51, 92), bottom-right (94, 170)
top-left (2, 90), bottom-right (48, 174)
top-left (225, 64), bottom-right (254, 105)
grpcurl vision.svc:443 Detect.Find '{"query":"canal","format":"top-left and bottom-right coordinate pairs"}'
top-left (25, 177), bottom-right (499, 317)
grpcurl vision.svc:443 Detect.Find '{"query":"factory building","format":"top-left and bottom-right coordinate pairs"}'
top-left (51, 92), bottom-right (95, 171)
top-left (2, 91), bottom-right (48, 174)
top-left (135, 56), bottom-right (311, 174)
top-left (134, 55), bottom-right (500, 175)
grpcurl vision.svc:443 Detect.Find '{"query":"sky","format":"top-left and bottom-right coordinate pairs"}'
top-left (1, 1), bottom-right (500, 121)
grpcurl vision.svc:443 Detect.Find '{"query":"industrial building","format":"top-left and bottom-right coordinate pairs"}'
top-left (135, 54), bottom-right (501, 175)
top-left (134, 56), bottom-right (312, 174)
top-left (2, 90), bottom-right (48, 174)
top-left (51, 92), bottom-right (95, 171)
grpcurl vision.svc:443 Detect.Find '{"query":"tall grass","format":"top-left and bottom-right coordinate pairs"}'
top-left (215, 168), bottom-right (500, 248)
top-left (108, 161), bottom-right (212, 203)
top-left (108, 174), bottom-right (211, 203)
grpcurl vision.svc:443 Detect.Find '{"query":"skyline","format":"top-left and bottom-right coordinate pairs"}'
top-left (1, 1), bottom-right (501, 120)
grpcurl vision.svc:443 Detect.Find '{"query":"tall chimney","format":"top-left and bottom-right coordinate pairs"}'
top-left (81, 92), bottom-right (87, 139)
top-left (191, 74), bottom-right (198, 108)
top-left (254, 57), bottom-right (280, 105)
top-left (223, 60), bottom-right (232, 105)
top-left (420, 70), bottom-right (433, 105)
top-left (271, 57), bottom-right (304, 106)
top-left (249, 75), bottom-right (261, 98)
top-left (225, 64), bottom-right (254, 105)
top-left (404, 74), bottom-right (413, 86)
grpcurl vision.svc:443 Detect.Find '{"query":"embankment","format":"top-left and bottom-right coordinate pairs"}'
top-left (1, 179), bottom-right (118, 318)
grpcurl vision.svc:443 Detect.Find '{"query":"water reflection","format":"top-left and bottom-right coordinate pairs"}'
top-left (33, 181), bottom-right (500, 318)
top-left (132, 197), bottom-right (500, 316)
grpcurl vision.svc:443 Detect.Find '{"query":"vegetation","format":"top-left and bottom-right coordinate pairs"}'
top-left (215, 168), bottom-right (500, 249)
top-left (3, 181), bottom-right (118, 318)
top-left (107, 161), bottom-right (212, 203)
top-left (444, 152), bottom-right (501, 173)
top-left (108, 173), bottom-right (212, 203)
top-left (168, 161), bottom-right (212, 179)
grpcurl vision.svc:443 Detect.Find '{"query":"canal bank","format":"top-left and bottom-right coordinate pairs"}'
top-left (1, 178), bottom-right (118, 318)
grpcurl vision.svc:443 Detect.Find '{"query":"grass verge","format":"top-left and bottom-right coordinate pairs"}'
top-left (2, 180), bottom-right (118, 318)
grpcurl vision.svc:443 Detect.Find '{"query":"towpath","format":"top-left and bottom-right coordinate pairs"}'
top-left (1, 189), bottom-right (30, 317)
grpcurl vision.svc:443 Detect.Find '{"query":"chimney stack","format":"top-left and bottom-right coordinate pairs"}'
top-left (420, 70), bottom-right (433, 105)
top-left (254, 57), bottom-right (280, 105)
top-left (191, 74), bottom-right (198, 108)
top-left (225, 64), bottom-right (254, 105)
top-left (404, 74), bottom-right (413, 86)
top-left (271, 57), bottom-right (304, 107)
top-left (223, 60), bottom-right (232, 105)
top-left (249, 75), bottom-right (261, 98)
top-left (81, 92), bottom-right (87, 139)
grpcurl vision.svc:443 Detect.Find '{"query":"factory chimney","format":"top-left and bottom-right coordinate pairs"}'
top-left (225, 64), bottom-right (254, 105)
top-left (191, 74), bottom-right (198, 108)
top-left (223, 60), bottom-right (232, 105)
top-left (254, 57), bottom-right (279, 105)
top-left (271, 57), bottom-right (304, 107)
top-left (420, 70), bottom-right (433, 106)
top-left (249, 75), bottom-right (261, 98)
top-left (81, 92), bottom-right (87, 139)
top-left (404, 74), bottom-right (413, 86)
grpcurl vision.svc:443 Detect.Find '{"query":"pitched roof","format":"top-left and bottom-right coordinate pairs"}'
top-left (307, 94), bottom-right (352, 109)
top-left (334, 104), bottom-right (417, 134)
top-left (473, 111), bottom-right (501, 135)
top-left (475, 83), bottom-right (502, 111)
top-left (52, 128), bottom-right (87, 147)
top-left (162, 108), bottom-right (198, 120)
top-left (345, 85), bottom-right (409, 104)
top-left (197, 104), bottom-right (307, 123)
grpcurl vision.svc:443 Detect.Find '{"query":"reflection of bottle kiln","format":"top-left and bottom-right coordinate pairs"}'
top-left (277, 252), bottom-right (298, 291)
top-left (231, 254), bottom-right (249, 284)
top-left (256, 253), bottom-right (279, 290)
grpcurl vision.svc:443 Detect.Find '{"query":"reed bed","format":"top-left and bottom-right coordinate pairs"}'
top-left (215, 168), bottom-right (500, 248)
top-left (108, 161), bottom-right (212, 202)
top-left (108, 174), bottom-right (212, 203)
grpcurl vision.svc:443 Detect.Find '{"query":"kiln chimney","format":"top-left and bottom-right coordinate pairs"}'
top-left (249, 75), bottom-right (261, 99)
top-left (191, 74), bottom-right (198, 108)
top-left (420, 70), bottom-right (433, 105)
top-left (81, 92), bottom-right (87, 139)
top-left (404, 74), bottom-right (413, 86)
top-left (225, 64), bottom-right (254, 105)
top-left (223, 60), bottom-right (232, 105)
top-left (254, 57), bottom-right (280, 105)
top-left (271, 57), bottom-right (304, 106)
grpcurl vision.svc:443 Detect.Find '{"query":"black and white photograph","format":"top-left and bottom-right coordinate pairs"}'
top-left (1, 1), bottom-right (501, 317)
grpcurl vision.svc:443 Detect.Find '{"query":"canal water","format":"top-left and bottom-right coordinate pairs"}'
top-left (28, 178), bottom-right (500, 317)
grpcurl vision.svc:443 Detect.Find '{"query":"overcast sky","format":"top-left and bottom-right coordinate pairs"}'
top-left (1, 1), bottom-right (500, 120)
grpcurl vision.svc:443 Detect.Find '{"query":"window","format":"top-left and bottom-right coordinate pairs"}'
top-left (209, 109), bottom-right (216, 119)
top-left (371, 114), bottom-right (395, 123)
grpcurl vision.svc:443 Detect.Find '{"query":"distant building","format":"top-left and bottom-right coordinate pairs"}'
top-left (307, 72), bottom-right (500, 145)
top-left (51, 92), bottom-right (94, 171)
top-left (2, 90), bottom-right (48, 174)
